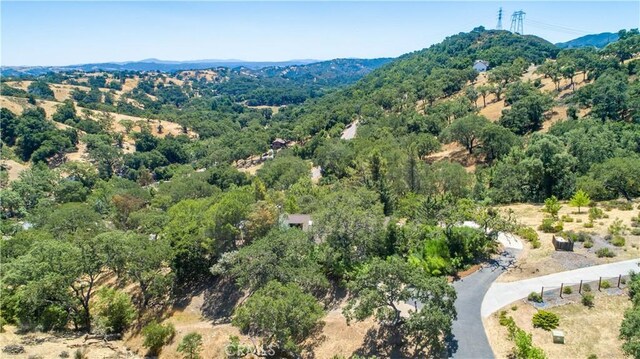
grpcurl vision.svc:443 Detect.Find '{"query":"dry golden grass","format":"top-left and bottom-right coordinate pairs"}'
top-left (244, 104), bottom-right (283, 115)
top-left (1, 159), bottom-right (28, 181)
top-left (498, 202), bottom-right (640, 282)
top-left (485, 292), bottom-right (631, 359)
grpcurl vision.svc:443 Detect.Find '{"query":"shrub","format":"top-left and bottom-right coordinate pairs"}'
top-left (609, 219), bottom-right (628, 235)
top-left (93, 288), bottom-right (136, 334)
top-left (583, 239), bottom-right (594, 248)
top-left (539, 218), bottom-right (563, 233)
top-left (177, 332), bottom-right (203, 359)
top-left (499, 310), bottom-right (512, 326)
top-left (611, 236), bottom-right (626, 247)
top-left (41, 305), bottom-right (69, 331)
top-left (600, 280), bottom-right (612, 289)
top-left (528, 291), bottom-right (543, 303)
top-left (516, 227), bottom-right (539, 243)
top-left (617, 202), bottom-right (634, 211)
top-left (561, 215), bottom-right (574, 223)
top-left (582, 283), bottom-right (592, 292)
top-left (74, 349), bottom-right (88, 359)
top-left (532, 310), bottom-right (559, 331)
top-left (584, 221), bottom-right (594, 228)
top-left (630, 228), bottom-right (640, 236)
top-left (589, 207), bottom-right (604, 220)
top-left (563, 286), bottom-right (573, 295)
top-left (576, 218), bottom-right (583, 223)
top-left (582, 293), bottom-right (595, 308)
top-left (596, 248), bottom-right (616, 258)
top-left (142, 321), bottom-right (175, 355)
top-left (587, 354), bottom-right (598, 359)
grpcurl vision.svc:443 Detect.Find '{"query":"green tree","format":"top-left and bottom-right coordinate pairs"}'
top-left (444, 114), bottom-right (490, 154)
top-left (543, 196), bottom-right (562, 219)
top-left (177, 332), bottom-right (203, 359)
top-left (479, 123), bottom-right (519, 163)
top-left (314, 187), bottom-right (385, 274)
top-left (27, 80), bottom-right (54, 99)
top-left (92, 287), bottom-right (136, 334)
top-left (590, 70), bottom-right (629, 122)
top-left (620, 306), bottom-right (640, 359)
top-left (477, 84), bottom-right (493, 107)
top-left (224, 229), bottom-right (328, 294)
top-left (343, 256), bottom-right (456, 356)
top-left (232, 281), bottom-right (324, 354)
top-left (589, 157), bottom-right (640, 200)
top-left (142, 321), bottom-right (175, 356)
top-left (569, 189), bottom-right (590, 213)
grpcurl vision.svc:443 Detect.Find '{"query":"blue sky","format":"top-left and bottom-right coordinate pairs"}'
top-left (2, 1), bottom-right (639, 66)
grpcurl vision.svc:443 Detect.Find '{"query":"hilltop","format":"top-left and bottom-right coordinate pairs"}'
top-left (556, 32), bottom-right (620, 49)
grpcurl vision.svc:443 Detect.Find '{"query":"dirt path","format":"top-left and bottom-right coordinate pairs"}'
top-left (341, 120), bottom-right (358, 140)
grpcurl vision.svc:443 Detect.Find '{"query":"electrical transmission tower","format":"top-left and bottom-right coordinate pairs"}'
top-left (496, 7), bottom-right (503, 30)
top-left (510, 10), bottom-right (526, 34)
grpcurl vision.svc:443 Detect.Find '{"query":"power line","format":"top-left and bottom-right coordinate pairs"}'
top-left (526, 18), bottom-right (591, 36)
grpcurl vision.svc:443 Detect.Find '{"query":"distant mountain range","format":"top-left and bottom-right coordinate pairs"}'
top-left (556, 32), bottom-right (620, 49)
top-left (0, 58), bottom-right (323, 77)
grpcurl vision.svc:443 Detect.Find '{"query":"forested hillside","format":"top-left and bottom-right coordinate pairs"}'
top-left (1, 27), bottom-right (640, 358)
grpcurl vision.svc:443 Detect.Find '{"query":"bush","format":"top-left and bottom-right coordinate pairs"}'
top-left (528, 291), bottom-right (543, 303)
top-left (516, 227), bottom-right (539, 243)
top-left (584, 239), bottom-right (594, 248)
top-left (631, 228), bottom-right (640, 236)
top-left (532, 310), bottom-right (559, 331)
top-left (611, 236), bottom-right (626, 247)
top-left (582, 283), bottom-right (592, 292)
top-left (561, 215), bottom-right (574, 223)
top-left (582, 293), bottom-right (595, 307)
top-left (539, 218), bottom-right (563, 233)
top-left (584, 221), bottom-right (594, 228)
top-left (563, 286), bottom-right (573, 295)
top-left (596, 248), bottom-right (616, 258)
top-left (564, 230), bottom-right (591, 243)
top-left (600, 280), bottom-right (612, 289)
top-left (93, 288), bottom-right (136, 334)
top-left (177, 332), bottom-right (203, 359)
top-left (589, 207), bottom-right (604, 220)
top-left (608, 219), bottom-right (627, 235)
top-left (142, 321), bottom-right (175, 355)
top-left (587, 354), bottom-right (598, 359)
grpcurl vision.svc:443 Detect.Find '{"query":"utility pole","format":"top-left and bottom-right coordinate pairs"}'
top-left (510, 10), bottom-right (526, 35)
top-left (496, 7), bottom-right (503, 30)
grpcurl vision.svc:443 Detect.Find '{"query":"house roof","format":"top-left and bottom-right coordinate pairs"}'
top-left (285, 214), bottom-right (312, 224)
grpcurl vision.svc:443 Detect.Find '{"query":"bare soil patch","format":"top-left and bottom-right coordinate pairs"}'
top-left (485, 291), bottom-right (631, 359)
top-left (497, 202), bottom-right (640, 282)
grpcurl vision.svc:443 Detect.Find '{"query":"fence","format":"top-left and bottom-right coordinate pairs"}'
top-left (538, 274), bottom-right (632, 302)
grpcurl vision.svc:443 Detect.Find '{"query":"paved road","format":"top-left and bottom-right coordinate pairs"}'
top-left (482, 258), bottom-right (640, 318)
top-left (412, 226), bottom-right (523, 359)
top-left (446, 248), bottom-right (520, 359)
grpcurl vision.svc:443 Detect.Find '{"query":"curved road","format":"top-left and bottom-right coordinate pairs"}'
top-left (446, 245), bottom-right (521, 358)
top-left (444, 226), bottom-right (638, 359)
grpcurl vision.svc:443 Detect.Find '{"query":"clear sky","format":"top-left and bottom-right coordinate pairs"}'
top-left (1, 1), bottom-right (639, 66)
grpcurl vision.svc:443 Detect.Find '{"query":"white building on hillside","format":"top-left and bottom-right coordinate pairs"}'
top-left (473, 60), bottom-right (489, 72)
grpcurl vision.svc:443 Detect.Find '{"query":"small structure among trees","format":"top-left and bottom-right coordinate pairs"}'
top-left (271, 138), bottom-right (290, 150)
top-left (552, 235), bottom-right (574, 251)
top-left (473, 60), bottom-right (489, 72)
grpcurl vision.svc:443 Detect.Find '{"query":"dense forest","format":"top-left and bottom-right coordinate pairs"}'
top-left (1, 27), bottom-right (640, 357)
